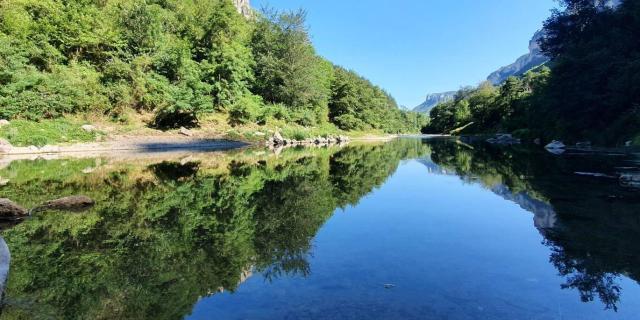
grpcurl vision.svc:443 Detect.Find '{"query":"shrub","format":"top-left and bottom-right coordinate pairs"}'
top-left (228, 94), bottom-right (264, 126)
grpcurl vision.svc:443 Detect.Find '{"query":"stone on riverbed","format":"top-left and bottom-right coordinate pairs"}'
top-left (0, 199), bottom-right (28, 220)
top-left (545, 140), bottom-right (566, 154)
top-left (486, 134), bottom-right (521, 145)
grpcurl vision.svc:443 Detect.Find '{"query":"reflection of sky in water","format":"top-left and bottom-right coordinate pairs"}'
top-left (189, 160), bottom-right (640, 320)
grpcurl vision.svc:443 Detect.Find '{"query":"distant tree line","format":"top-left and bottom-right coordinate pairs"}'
top-left (424, 0), bottom-right (640, 145)
top-left (0, 0), bottom-right (426, 132)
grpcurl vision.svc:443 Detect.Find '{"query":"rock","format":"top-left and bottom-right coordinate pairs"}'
top-left (81, 124), bottom-right (97, 132)
top-left (0, 120), bottom-right (9, 127)
top-left (33, 195), bottom-right (95, 213)
top-left (272, 132), bottom-right (284, 145)
top-left (179, 127), bottom-right (193, 137)
top-left (533, 138), bottom-right (541, 145)
top-left (254, 132), bottom-right (266, 137)
top-left (0, 139), bottom-right (11, 154)
top-left (0, 178), bottom-right (9, 186)
top-left (82, 167), bottom-right (95, 174)
top-left (486, 133), bottom-right (521, 145)
top-left (625, 140), bottom-right (633, 147)
top-left (545, 140), bottom-right (566, 155)
top-left (545, 140), bottom-right (566, 150)
top-left (0, 199), bottom-right (28, 220)
top-left (620, 173), bottom-right (640, 188)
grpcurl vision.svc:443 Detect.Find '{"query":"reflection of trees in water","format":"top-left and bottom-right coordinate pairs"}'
top-left (0, 140), bottom-right (430, 319)
top-left (427, 138), bottom-right (640, 311)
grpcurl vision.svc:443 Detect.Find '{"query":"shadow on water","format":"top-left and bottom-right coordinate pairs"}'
top-left (0, 138), bottom-right (638, 318)
top-left (136, 140), bottom-right (248, 153)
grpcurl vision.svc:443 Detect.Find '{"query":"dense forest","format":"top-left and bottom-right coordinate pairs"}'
top-left (0, 0), bottom-right (425, 133)
top-left (424, 0), bottom-right (640, 145)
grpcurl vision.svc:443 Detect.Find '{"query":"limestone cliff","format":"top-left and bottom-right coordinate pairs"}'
top-left (413, 91), bottom-right (456, 114)
top-left (232, 0), bottom-right (251, 18)
top-left (486, 30), bottom-right (549, 85)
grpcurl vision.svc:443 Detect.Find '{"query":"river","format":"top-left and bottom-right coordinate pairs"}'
top-left (0, 137), bottom-right (638, 319)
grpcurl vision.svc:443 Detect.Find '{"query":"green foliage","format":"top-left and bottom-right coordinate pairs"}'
top-left (426, 0), bottom-right (640, 145)
top-left (425, 69), bottom-right (550, 135)
top-left (0, 0), bottom-right (419, 133)
top-left (228, 94), bottom-right (264, 126)
top-left (329, 66), bottom-right (427, 133)
top-left (0, 119), bottom-right (100, 147)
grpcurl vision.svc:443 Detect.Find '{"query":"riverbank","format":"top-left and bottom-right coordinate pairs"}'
top-left (0, 115), bottom-right (401, 156)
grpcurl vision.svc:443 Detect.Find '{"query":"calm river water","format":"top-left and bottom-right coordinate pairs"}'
top-left (0, 138), bottom-right (638, 319)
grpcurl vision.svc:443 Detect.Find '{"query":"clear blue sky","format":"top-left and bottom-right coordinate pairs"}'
top-left (254, 0), bottom-right (557, 108)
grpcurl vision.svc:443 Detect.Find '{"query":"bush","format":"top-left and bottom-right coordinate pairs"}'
top-left (333, 114), bottom-right (367, 131)
top-left (228, 94), bottom-right (264, 126)
top-left (257, 103), bottom-right (291, 124)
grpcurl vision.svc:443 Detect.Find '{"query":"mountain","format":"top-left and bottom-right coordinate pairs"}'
top-left (413, 91), bottom-right (456, 114)
top-left (414, 30), bottom-right (548, 113)
top-left (486, 30), bottom-right (549, 85)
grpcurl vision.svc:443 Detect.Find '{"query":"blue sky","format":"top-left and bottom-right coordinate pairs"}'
top-left (254, 0), bottom-right (557, 108)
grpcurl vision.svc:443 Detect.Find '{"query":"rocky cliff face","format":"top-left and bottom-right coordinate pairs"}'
top-left (413, 91), bottom-right (456, 114)
top-left (232, 0), bottom-right (251, 18)
top-left (486, 30), bottom-right (549, 85)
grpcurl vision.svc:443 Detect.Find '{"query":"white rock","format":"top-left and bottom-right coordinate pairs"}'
top-left (0, 120), bottom-right (9, 127)
top-left (179, 127), bottom-right (193, 137)
top-left (81, 124), bottom-right (97, 132)
top-left (545, 140), bottom-right (566, 150)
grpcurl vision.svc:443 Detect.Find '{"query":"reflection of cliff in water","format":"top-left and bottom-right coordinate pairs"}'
top-left (424, 138), bottom-right (640, 311)
top-left (416, 156), bottom-right (558, 230)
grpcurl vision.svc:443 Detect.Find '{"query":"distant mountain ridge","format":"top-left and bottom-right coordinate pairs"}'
top-left (486, 30), bottom-right (549, 85)
top-left (414, 30), bottom-right (549, 114)
top-left (413, 91), bottom-right (456, 114)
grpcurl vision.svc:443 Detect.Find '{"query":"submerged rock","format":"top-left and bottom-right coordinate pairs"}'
top-left (486, 134), bottom-right (521, 145)
top-left (620, 173), bottom-right (640, 188)
top-left (34, 195), bottom-right (96, 213)
top-left (0, 199), bottom-right (28, 220)
top-left (545, 140), bottom-right (566, 154)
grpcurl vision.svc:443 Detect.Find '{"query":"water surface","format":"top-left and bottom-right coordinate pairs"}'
top-left (0, 138), bottom-right (638, 319)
